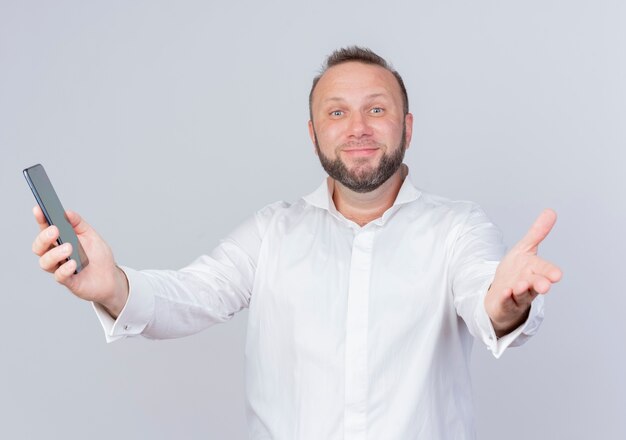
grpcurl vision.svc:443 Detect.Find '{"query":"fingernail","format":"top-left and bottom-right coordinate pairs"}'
top-left (47, 228), bottom-right (55, 238)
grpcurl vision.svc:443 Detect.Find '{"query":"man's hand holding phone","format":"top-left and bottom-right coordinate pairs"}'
top-left (31, 205), bottom-right (129, 318)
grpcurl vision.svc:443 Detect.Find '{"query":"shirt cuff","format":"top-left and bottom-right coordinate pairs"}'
top-left (92, 265), bottom-right (155, 343)
top-left (474, 284), bottom-right (545, 359)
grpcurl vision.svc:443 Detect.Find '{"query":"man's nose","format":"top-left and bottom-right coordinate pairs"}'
top-left (347, 112), bottom-right (373, 138)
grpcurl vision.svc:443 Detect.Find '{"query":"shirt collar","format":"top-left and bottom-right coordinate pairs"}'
top-left (302, 164), bottom-right (422, 214)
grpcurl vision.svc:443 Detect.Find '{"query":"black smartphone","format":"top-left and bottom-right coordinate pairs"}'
top-left (23, 164), bottom-right (89, 274)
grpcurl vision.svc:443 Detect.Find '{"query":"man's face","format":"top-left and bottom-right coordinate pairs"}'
top-left (308, 61), bottom-right (413, 193)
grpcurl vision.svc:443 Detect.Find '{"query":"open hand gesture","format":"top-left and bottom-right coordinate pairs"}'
top-left (485, 209), bottom-right (563, 337)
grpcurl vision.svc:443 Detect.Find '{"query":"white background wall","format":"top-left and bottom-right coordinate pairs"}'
top-left (1, 1), bottom-right (624, 438)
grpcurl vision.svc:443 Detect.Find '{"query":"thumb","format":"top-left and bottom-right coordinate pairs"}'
top-left (515, 208), bottom-right (557, 253)
top-left (64, 210), bottom-right (93, 236)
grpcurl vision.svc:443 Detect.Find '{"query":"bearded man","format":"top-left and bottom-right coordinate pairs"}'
top-left (31, 46), bottom-right (562, 439)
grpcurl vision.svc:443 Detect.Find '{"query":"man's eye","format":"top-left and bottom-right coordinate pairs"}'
top-left (371, 107), bottom-right (384, 114)
top-left (330, 110), bottom-right (344, 117)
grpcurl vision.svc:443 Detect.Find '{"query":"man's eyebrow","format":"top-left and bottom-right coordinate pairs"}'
top-left (364, 93), bottom-right (387, 100)
top-left (322, 93), bottom-right (389, 103)
top-left (323, 97), bottom-right (346, 103)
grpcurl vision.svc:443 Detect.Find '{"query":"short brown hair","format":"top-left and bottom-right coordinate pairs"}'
top-left (308, 46), bottom-right (409, 119)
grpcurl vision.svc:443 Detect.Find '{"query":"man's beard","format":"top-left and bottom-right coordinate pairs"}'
top-left (313, 124), bottom-right (406, 193)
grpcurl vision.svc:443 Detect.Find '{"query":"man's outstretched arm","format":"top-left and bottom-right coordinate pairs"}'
top-left (32, 202), bottom-right (274, 342)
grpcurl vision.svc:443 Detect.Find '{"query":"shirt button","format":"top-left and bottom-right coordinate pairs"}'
top-left (124, 324), bottom-right (130, 331)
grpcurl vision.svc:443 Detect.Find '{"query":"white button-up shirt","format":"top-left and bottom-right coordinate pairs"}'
top-left (95, 170), bottom-right (544, 440)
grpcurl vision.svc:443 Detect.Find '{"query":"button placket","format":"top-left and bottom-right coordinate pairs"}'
top-left (344, 229), bottom-right (374, 439)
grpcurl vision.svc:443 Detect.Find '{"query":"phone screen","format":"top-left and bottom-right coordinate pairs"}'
top-left (24, 164), bottom-right (89, 273)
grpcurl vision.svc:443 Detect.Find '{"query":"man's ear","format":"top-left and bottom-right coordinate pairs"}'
top-left (404, 112), bottom-right (414, 150)
top-left (308, 120), bottom-right (318, 156)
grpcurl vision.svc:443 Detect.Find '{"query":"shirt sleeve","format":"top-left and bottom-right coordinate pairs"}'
top-left (449, 204), bottom-right (545, 358)
top-left (92, 208), bottom-right (269, 343)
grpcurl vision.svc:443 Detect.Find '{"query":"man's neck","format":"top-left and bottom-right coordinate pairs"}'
top-left (332, 164), bottom-right (408, 227)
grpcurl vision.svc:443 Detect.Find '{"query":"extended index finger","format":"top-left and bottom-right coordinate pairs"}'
top-left (515, 208), bottom-right (557, 253)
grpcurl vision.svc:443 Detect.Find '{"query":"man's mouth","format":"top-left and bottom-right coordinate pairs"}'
top-left (341, 147), bottom-right (380, 157)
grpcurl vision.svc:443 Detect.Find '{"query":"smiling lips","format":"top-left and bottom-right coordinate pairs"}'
top-left (338, 138), bottom-right (384, 158)
top-left (341, 146), bottom-right (380, 157)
